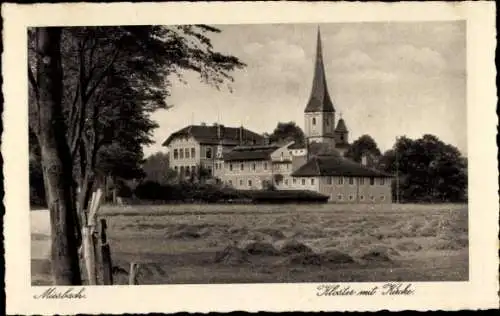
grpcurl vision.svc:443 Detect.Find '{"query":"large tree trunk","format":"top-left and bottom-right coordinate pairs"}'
top-left (35, 27), bottom-right (82, 285)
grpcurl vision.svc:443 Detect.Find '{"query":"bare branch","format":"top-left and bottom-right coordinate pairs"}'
top-left (84, 48), bottom-right (120, 102)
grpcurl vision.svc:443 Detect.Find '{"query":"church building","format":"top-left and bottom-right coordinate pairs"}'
top-left (163, 27), bottom-right (393, 203)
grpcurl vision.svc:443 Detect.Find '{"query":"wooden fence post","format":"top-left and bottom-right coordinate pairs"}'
top-left (81, 211), bottom-right (97, 285)
top-left (129, 262), bottom-right (140, 285)
top-left (100, 219), bottom-right (114, 285)
top-left (80, 188), bottom-right (103, 285)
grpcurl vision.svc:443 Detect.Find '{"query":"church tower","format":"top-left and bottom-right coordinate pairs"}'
top-left (304, 27), bottom-right (336, 146)
top-left (334, 116), bottom-right (350, 156)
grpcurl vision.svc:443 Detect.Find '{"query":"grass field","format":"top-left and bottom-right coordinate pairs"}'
top-left (32, 203), bottom-right (468, 285)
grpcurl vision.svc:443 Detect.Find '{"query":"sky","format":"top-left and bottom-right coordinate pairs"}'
top-left (144, 21), bottom-right (466, 157)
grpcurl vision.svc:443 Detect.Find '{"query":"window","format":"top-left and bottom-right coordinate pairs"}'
top-left (185, 148), bottom-right (190, 159)
top-left (349, 195), bottom-right (354, 201)
top-left (370, 177), bottom-right (375, 185)
top-left (252, 163), bottom-right (256, 171)
top-left (381, 195), bottom-right (386, 201)
top-left (180, 166), bottom-right (184, 175)
top-left (186, 166), bottom-right (190, 175)
top-left (191, 148), bottom-right (195, 158)
top-left (174, 166), bottom-right (178, 173)
top-left (286, 164), bottom-right (290, 170)
top-left (326, 117), bottom-right (329, 125)
top-left (338, 177), bottom-right (344, 185)
top-left (229, 180), bottom-right (233, 186)
top-left (264, 162), bottom-right (268, 170)
top-left (229, 163), bottom-right (233, 171)
top-left (327, 177), bottom-right (332, 185)
top-left (310, 178), bottom-right (315, 185)
top-left (359, 177), bottom-right (364, 185)
top-left (312, 117), bottom-right (316, 125)
top-left (340, 135), bottom-right (344, 141)
top-left (285, 179), bottom-right (289, 185)
top-left (173, 149), bottom-right (179, 159)
top-left (179, 148), bottom-right (184, 159)
top-left (301, 179), bottom-right (306, 185)
top-left (379, 178), bottom-right (385, 185)
top-left (239, 179), bottom-right (243, 186)
top-left (207, 166), bottom-right (212, 175)
top-left (248, 180), bottom-right (252, 187)
top-left (337, 194), bottom-right (343, 201)
top-left (360, 195), bottom-right (365, 201)
top-left (371, 196), bottom-right (375, 201)
top-left (349, 177), bottom-right (354, 185)
top-left (240, 163), bottom-right (244, 171)
top-left (293, 178), bottom-right (297, 184)
top-left (206, 147), bottom-right (212, 159)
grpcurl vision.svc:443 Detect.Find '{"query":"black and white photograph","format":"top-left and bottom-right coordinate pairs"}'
top-left (3, 1), bottom-right (498, 314)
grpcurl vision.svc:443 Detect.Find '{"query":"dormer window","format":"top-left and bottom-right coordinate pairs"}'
top-left (312, 117), bottom-right (316, 125)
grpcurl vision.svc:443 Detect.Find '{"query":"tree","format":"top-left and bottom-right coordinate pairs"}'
top-left (29, 28), bottom-right (82, 285)
top-left (28, 25), bottom-right (245, 284)
top-left (142, 152), bottom-right (178, 185)
top-left (379, 134), bottom-right (467, 202)
top-left (269, 121), bottom-right (306, 146)
top-left (344, 134), bottom-right (382, 163)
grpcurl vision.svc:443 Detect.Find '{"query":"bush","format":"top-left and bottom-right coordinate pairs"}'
top-left (133, 180), bottom-right (248, 203)
top-left (133, 180), bottom-right (168, 200)
top-left (248, 190), bottom-right (329, 203)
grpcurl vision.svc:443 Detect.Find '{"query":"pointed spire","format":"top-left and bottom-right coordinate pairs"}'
top-left (335, 118), bottom-right (348, 132)
top-left (305, 26), bottom-right (335, 113)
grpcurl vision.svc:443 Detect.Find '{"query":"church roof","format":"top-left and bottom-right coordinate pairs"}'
top-left (291, 156), bottom-right (392, 178)
top-left (304, 28), bottom-right (336, 113)
top-left (288, 142), bottom-right (306, 149)
top-left (335, 118), bottom-right (348, 132)
top-left (162, 125), bottom-right (264, 147)
top-left (223, 145), bottom-right (280, 162)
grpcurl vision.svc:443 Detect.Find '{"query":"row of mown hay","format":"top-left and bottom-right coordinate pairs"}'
top-left (214, 238), bottom-right (400, 266)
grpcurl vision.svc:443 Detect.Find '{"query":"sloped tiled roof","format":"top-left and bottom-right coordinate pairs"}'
top-left (304, 28), bottom-right (336, 113)
top-left (223, 145), bottom-right (280, 162)
top-left (162, 125), bottom-right (264, 147)
top-left (335, 142), bottom-right (350, 149)
top-left (288, 142), bottom-right (306, 150)
top-left (308, 142), bottom-right (341, 157)
top-left (292, 156), bottom-right (392, 178)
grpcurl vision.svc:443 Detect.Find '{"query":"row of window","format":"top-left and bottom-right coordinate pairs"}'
top-left (173, 165), bottom-right (212, 176)
top-left (173, 147), bottom-right (213, 159)
top-left (335, 194), bottom-right (386, 202)
top-left (173, 148), bottom-right (196, 160)
top-left (227, 179), bottom-right (254, 187)
top-left (326, 177), bottom-right (385, 186)
top-left (224, 177), bottom-right (385, 187)
top-left (311, 117), bottom-right (331, 126)
top-left (228, 162), bottom-right (269, 171)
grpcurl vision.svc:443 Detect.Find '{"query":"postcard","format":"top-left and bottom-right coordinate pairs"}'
top-left (2, 1), bottom-right (498, 314)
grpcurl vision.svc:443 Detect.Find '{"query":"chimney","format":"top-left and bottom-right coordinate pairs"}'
top-left (239, 126), bottom-right (243, 145)
top-left (219, 124), bottom-right (224, 140)
top-left (361, 154), bottom-right (368, 166)
top-left (263, 134), bottom-right (270, 145)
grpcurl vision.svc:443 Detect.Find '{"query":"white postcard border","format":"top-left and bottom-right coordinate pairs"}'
top-left (2, 1), bottom-right (498, 314)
